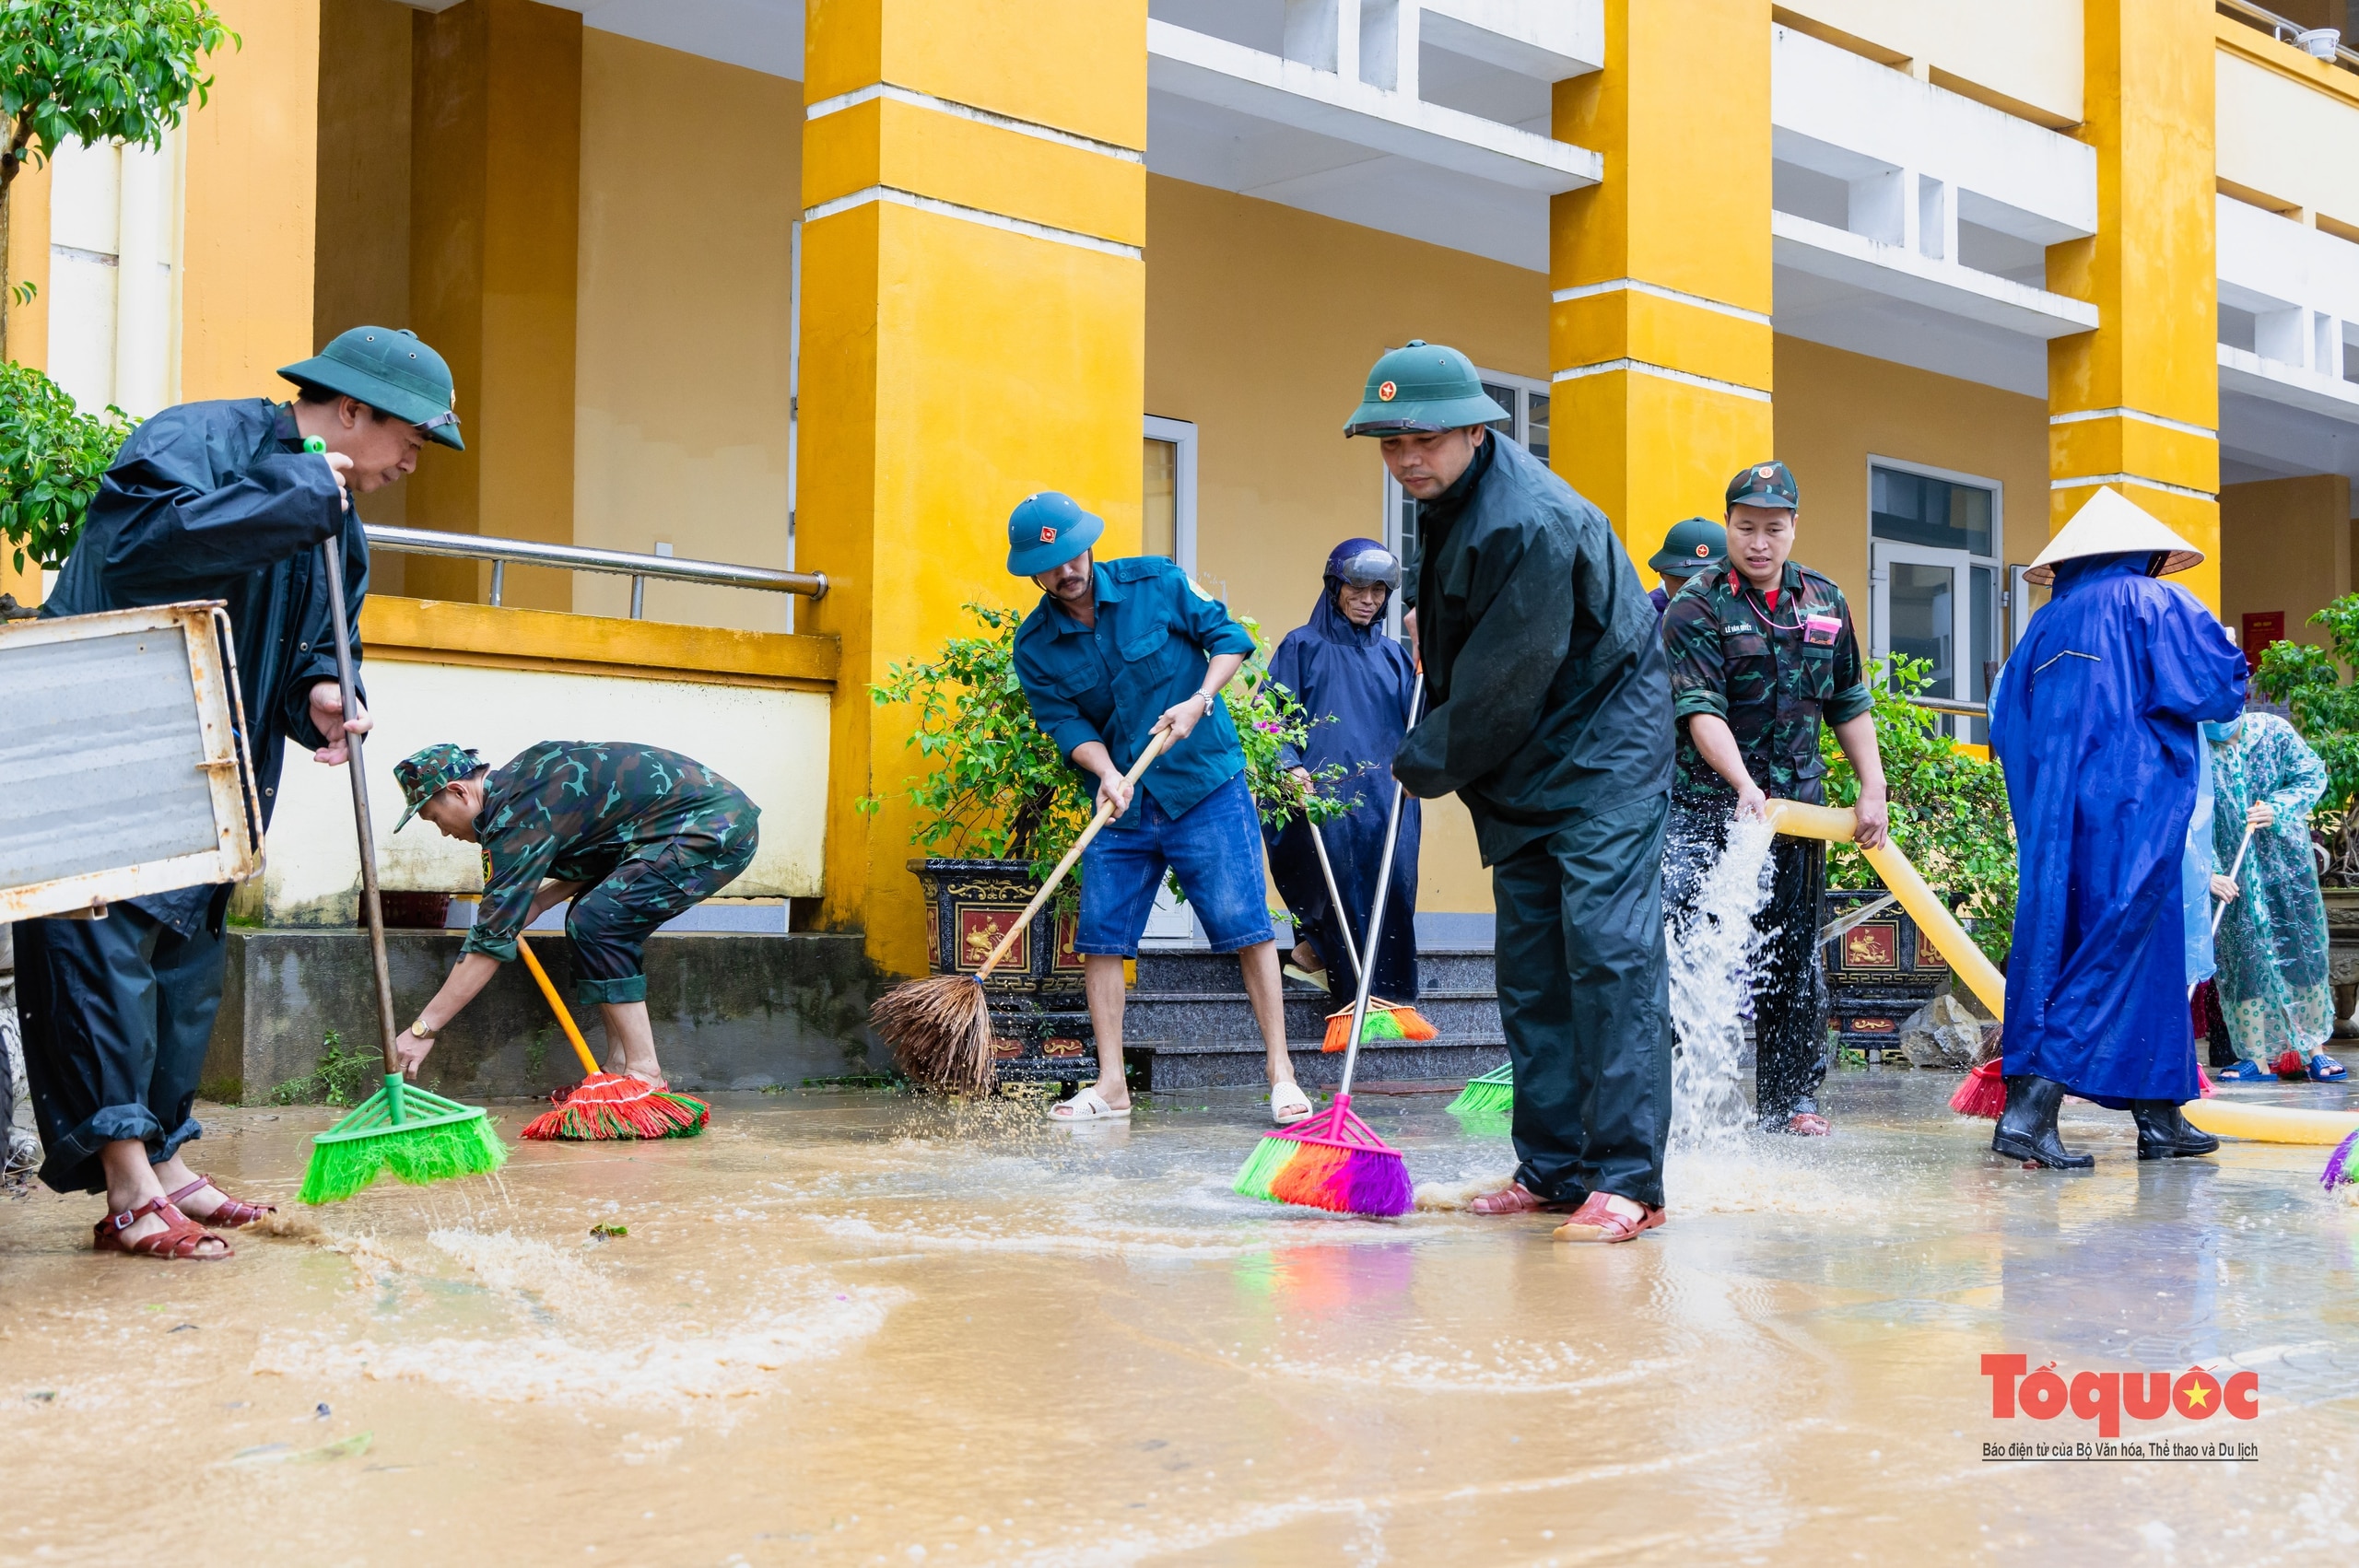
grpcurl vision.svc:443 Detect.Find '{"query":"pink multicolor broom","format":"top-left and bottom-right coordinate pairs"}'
top-left (516, 936), bottom-right (708, 1141)
top-left (1234, 677), bottom-right (1423, 1218)
top-left (1954, 823), bottom-right (2251, 1119)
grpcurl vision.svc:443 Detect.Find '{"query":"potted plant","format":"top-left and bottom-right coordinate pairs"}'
top-left (862, 601), bottom-right (1330, 1079)
top-left (1819, 655), bottom-right (2016, 1056)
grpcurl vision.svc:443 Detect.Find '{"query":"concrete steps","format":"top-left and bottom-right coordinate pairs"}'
top-left (1122, 947), bottom-right (1507, 1091)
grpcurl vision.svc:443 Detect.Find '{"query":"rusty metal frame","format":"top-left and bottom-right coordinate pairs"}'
top-left (0, 602), bottom-right (264, 921)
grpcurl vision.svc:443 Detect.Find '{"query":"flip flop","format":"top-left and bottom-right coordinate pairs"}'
top-left (1270, 1081), bottom-right (1314, 1126)
top-left (1282, 964), bottom-right (1329, 991)
top-left (1047, 1086), bottom-right (1131, 1122)
top-left (2214, 1059), bottom-right (2275, 1082)
top-left (2310, 1053), bottom-right (2349, 1082)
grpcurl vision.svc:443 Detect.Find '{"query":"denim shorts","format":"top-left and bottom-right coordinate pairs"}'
top-left (1076, 769), bottom-right (1275, 956)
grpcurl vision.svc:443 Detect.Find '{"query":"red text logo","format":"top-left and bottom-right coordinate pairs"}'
top-left (1982, 1354), bottom-right (2257, 1438)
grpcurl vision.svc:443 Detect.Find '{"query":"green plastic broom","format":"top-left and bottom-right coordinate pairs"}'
top-left (299, 520), bottom-right (506, 1203)
top-left (1448, 1061), bottom-right (1514, 1121)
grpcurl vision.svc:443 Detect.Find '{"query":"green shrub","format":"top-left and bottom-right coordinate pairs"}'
top-left (2254, 596), bottom-right (2359, 879)
top-left (1820, 654), bottom-right (2017, 963)
top-left (0, 362), bottom-right (133, 575)
top-left (267, 1029), bottom-right (376, 1106)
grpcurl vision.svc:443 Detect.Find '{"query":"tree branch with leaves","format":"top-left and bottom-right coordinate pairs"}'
top-left (0, 0), bottom-right (235, 357)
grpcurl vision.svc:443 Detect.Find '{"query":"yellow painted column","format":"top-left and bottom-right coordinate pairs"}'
top-left (182, 0), bottom-right (319, 404)
top-left (800, 0), bottom-right (1146, 973)
top-left (1, 155), bottom-right (47, 609)
top-left (1550, 0), bottom-right (1775, 552)
top-left (2048, 0), bottom-right (2221, 607)
top-left (404, 0), bottom-right (581, 610)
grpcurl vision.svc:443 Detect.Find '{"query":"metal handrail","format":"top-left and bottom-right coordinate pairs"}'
top-left (361, 523), bottom-right (827, 614)
top-left (1907, 695), bottom-right (1986, 719)
top-left (2216, 0), bottom-right (2359, 74)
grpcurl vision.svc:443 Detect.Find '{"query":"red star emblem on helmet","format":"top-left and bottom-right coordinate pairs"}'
top-left (1040, 527), bottom-right (1057, 543)
top-left (1695, 544), bottom-right (1710, 556)
top-left (1378, 380), bottom-right (1398, 402)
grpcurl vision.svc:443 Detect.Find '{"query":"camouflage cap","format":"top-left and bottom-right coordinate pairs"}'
top-left (393, 742), bottom-right (486, 830)
top-left (1725, 459), bottom-right (1800, 511)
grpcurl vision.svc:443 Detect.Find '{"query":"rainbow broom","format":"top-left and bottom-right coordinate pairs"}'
top-left (515, 936), bottom-right (708, 1141)
top-left (1297, 806), bottom-right (1438, 1051)
top-left (1234, 677), bottom-right (1423, 1218)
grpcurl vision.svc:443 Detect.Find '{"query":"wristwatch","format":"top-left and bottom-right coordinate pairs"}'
top-left (407, 1020), bottom-right (434, 1040)
top-left (1198, 689), bottom-right (1217, 715)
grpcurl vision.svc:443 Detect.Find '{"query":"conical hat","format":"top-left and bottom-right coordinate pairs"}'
top-left (2024, 487), bottom-right (2203, 584)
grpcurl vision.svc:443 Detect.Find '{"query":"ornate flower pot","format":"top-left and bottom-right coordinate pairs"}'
top-left (1822, 883), bottom-right (1964, 1060)
top-left (909, 859), bottom-right (1097, 1084)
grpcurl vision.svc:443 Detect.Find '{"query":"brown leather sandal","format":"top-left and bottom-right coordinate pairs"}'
top-left (164, 1175), bottom-right (276, 1228)
top-left (93, 1198), bottom-right (232, 1260)
top-left (1552, 1193), bottom-right (1666, 1244)
top-left (1468, 1181), bottom-right (1581, 1216)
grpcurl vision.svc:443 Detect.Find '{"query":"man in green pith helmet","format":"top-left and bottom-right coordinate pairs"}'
top-left (1347, 339), bottom-right (1676, 1244)
top-left (13, 325), bottom-right (460, 1259)
top-left (1648, 517), bottom-right (1727, 623)
top-left (1659, 460), bottom-right (1889, 1136)
top-left (386, 741), bottom-right (761, 1088)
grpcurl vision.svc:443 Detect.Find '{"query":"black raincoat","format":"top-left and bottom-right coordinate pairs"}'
top-left (1263, 586), bottom-right (1421, 1000)
top-left (16, 398), bottom-right (361, 1193)
top-left (1394, 433), bottom-right (1674, 1209)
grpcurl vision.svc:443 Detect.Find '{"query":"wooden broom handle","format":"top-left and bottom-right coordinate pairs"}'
top-left (517, 934), bottom-right (603, 1076)
top-left (977, 728), bottom-right (1172, 979)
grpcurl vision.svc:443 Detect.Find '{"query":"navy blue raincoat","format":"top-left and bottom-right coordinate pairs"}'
top-left (1263, 588), bottom-right (1421, 1000)
top-left (1989, 554), bottom-right (2247, 1104)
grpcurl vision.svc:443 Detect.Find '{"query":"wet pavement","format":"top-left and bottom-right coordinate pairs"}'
top-left (6, 1067), bottom-right (2359, 1566)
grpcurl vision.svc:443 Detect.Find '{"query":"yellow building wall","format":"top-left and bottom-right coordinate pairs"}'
top-left (181, 0), bottom-right (319, 404)
top-left (313, 0), bottom-right (415, 575)
top-left (573, 31), bottom-right (802, 632)
top-left (1772, 336), bottom-right (2049, 612)
top-left (1, 156), bottom-right (48, 607)
top-left (1777, 0), bottom-right (2083, 124)
top-left (2222, 475), bottom-right (2354, 654)
top-left (1144, 174), bottom-right (1547, 914)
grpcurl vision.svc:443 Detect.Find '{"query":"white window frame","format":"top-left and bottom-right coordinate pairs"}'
top-left (1864, 453), bottom-right (2006, 738)
top-left (1381, 365), bottom-right (1548, 634)
top-left (1144, 414), bottom-right (1199, 578)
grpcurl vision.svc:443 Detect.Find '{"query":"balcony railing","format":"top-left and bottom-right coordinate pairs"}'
top-left (2219, 0), bottom-right (2359, 76)
top-left (361, 525), bottom-right (827, 617)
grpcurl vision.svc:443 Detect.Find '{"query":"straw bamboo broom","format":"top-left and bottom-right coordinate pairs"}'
top-left (871, 731), bottom-right (1170, 1093)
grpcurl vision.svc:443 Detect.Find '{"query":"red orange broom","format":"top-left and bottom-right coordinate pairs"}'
top-left (1233, 677), bottom-right (1423, 1218)
top-left (871, 731), bottom-right (1171, 1093)
top-left (1300, 803), bottom-right (1437, 1051)
top-left (1953, 823), bottom-right (2251, 1119)
top-left (517, 936), bottom-right (708, 1141)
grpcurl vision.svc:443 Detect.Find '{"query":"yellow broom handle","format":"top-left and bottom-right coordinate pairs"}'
top-left (977, 729), bottom-right (1173, 979)
top-left (517, 934), bottom-right (602, 1076)
top-left (1766, 800), bottom-right (2007, 1022)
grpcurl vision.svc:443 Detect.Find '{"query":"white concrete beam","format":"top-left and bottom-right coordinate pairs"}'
top-left (1771, 210), bottom-right (2098, 340)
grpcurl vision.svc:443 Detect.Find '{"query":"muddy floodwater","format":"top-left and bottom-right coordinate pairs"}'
top-left (8, 1071), bottom-right (2359, 1565)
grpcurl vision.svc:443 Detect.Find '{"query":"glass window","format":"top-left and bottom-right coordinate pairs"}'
top-left (1143, 437), bottom-right (1179, 560)
top-left (1872, 467), bottom-right (1992, 556)
top-left (1526, 392), bottom-right (1549, 463)
top-left (1887, 562), bottom-right (1957, 698)
top-left (1480, 381), bottom-right (1517, 442)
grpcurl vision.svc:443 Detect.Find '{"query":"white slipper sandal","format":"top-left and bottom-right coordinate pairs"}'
top-left (1282, 964), bottom-right (1330, 991)
top-left (1270, 1081), bottom-right (1315, 1126)
top-left (1048, 1086), bottom-right (1132, 1122)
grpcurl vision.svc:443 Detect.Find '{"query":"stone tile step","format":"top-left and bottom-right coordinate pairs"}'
top-left (1124, 1036), bottom-right (1509, 1092)
top-left (1133, 946), bottom-right (1496, 995)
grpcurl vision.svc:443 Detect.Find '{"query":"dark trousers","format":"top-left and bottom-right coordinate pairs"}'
top-left (565, 831), bottom-right (759, 1005)
top-left (13, 907), bottom-right (225, 1195)
top-left (1489, 792), bottom-right (1672, 1209)
top-left (1665, 799), bottom-right (1829, 1124)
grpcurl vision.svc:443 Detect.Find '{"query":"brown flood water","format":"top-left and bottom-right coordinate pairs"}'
top-left (6, 1070), bottom-right (2359, 1566)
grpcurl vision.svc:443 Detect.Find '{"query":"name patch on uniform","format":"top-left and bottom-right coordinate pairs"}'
top-left (1723, 623), bottom-right (1754, 637)
top-left (1803, 614), bottom-right (1841, 648)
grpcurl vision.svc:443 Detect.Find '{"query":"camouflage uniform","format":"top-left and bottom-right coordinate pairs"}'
top-left (1659, 563), bottom-right (1872, 1127)
top-left (465, 742), bottom-right (761, 1005)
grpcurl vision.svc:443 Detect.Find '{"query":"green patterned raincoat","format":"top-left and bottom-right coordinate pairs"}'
top-left (2209, 713), bottom-right (2334, 1064)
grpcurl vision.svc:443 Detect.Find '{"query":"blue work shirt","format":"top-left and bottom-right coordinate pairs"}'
top-left (1013, 556), bottom-right (1258, 819)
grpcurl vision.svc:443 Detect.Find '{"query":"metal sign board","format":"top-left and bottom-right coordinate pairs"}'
top-left (0, 602), bottom-right (261, 920)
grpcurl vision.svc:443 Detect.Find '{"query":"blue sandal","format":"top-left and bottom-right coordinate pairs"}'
top-left (2214, 1059), bottom-right (2276, 1082)
top-left (2309, 1053), bottom-right (2349, 1082)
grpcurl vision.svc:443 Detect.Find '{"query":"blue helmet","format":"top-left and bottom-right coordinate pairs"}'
top-left (1005, 491), bottom-right (1104, 576)
top-left (1323, 537), bottom-right (1402, 591)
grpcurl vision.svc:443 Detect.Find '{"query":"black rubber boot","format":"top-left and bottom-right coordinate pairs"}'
top-left (1991, 1075), bottom-right (2095, 1169)
top-left (2130, 1101), bottom-right (2219, 1160)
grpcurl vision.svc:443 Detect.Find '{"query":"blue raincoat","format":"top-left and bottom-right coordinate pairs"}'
top-left (1263, 581), bottom-right (1422, 1000)
top-left (1989, 553), bottom-right (2247, 1104)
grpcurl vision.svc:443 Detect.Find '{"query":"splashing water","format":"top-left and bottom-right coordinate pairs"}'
top-left (1667, 811), bottom-right (1778, 1148)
